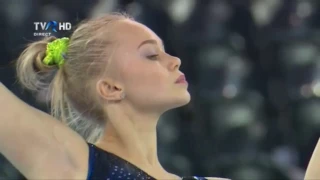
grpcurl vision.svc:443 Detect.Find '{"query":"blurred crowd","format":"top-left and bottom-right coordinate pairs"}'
top-left (1, 0), bottom-right (320, 179)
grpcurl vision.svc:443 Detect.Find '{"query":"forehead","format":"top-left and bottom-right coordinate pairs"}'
top-left (112, 20), bottom-right (162, 47)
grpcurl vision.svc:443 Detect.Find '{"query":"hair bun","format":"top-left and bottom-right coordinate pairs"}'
top-left (16, 36), bottom-right (58, 92)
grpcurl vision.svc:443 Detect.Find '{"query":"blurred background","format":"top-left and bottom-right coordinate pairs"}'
top-left (1, 0), bottom-right (320, 179)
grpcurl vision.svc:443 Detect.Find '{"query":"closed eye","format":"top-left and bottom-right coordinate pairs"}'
top-left (147, 54), bottom-right (159, 60)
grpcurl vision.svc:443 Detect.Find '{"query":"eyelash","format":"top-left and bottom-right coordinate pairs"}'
top-left (147, 54), bottom-right (159, 60)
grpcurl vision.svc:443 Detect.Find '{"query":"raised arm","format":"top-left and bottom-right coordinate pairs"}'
top-left (304, 138), bottom-right (320, 179)
top-left (0, 83), bottom-right (89, 179)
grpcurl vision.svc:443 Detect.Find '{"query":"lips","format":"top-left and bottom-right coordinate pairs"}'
top-left (175, 74), bottom-right (188, 84)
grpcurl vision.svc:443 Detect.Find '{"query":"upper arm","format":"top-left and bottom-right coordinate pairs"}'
top-left (304, 138), bottom-right (320, 179)
top-left (0, 84), bottom-right (89, 179)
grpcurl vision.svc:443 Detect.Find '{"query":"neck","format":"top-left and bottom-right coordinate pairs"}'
top-left (96, 103), bottom-right (162, 169)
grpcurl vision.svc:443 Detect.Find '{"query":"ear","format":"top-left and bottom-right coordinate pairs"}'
top-left (96, 79), bottom-right (124, 101)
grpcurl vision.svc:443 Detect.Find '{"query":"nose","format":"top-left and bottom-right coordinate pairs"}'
top-left (168, 55), bottom-right (181, 71)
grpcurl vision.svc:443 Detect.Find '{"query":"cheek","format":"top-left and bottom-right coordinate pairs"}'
top-left (123, 62), bottom-right (169, 94)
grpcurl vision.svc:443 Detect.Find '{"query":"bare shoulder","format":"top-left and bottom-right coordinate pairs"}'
top-left (0, 83), bottom-right (89, 179)
top-left (50, 120), bottom-right (90, 177)
top-left (24, 111), bottom-right (90, 179)
top-left (167, 173), bottom-right (181, 180)
top-left (172, 174), bottom-right (181, 179)
top-left (305, 138), bottom-right (320, 179)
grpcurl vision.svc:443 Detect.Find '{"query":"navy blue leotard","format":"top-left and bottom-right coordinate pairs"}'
top-left (87, 143), bottom-right (210, 180)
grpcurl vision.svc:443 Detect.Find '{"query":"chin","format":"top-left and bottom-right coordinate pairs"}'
top-left (171, 91), bottom-right (191, 109)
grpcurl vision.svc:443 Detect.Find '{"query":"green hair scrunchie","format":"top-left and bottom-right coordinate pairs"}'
top-left (43, 37), bottom-right (70, 67)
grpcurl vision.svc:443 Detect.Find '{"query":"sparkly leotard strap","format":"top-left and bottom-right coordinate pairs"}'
top-left (86, 143), bottom-right (95, 180)
top-left (86, 143), bottom-right (213, 180)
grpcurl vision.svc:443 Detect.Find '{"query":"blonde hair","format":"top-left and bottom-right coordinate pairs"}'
top-left (16, 13), bottom-right (133, 143)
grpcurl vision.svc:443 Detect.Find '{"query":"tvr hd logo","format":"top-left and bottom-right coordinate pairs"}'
top-left (33, 21), bottom-right (72, 37)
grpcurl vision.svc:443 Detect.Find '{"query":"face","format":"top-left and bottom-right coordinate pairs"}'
top-left (105, 20), bottom-right (190, 113)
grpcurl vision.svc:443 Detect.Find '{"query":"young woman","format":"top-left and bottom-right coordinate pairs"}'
top-left (0, 13), bottom-right (229, 180)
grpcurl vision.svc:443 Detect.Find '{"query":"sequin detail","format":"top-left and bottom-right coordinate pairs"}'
top-left (87, 143), bottom-right (155, 180)
top-left (86, 143), bottom-right (209, 180)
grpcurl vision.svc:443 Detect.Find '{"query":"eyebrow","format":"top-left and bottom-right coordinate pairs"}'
top-left (138, 39), bottom-right (165, 50)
